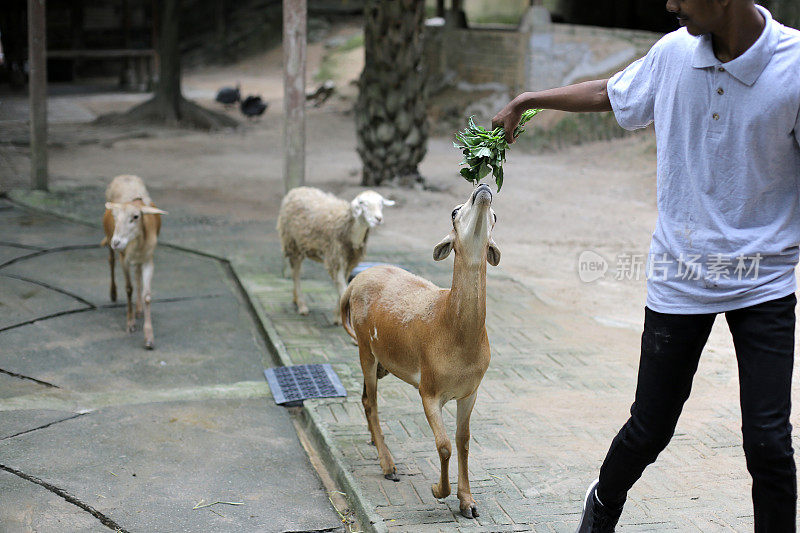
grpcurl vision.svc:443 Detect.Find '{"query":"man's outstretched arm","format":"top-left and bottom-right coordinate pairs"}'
top-left (492, 79), bottom-right (612, 144)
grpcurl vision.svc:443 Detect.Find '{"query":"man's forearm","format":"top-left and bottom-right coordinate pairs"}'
top-left (513, 79), bottom-right (612, 113)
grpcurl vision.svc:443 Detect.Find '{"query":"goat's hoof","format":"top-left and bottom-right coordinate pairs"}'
top-left (384, 472), bottom-right (399, 482)
top-left (110, 292), bottom-right (117, 303)
top-left (127, 324), bottom-right (137, 333)
top-left (144, 340), bottom-right (154, 350)
top-left (460, 504), bottom-right (479, 519)
top-left (431, 483), bottom-right (450, 499)
top-left (297, 305), bottom-right (309, 316)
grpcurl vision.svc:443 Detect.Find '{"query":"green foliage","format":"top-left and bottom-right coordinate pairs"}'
top-left (453, 108), bottom-right (542, 191)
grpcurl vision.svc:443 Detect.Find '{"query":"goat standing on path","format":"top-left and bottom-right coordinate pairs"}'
top-left (340, 183), bottom-right (501, 519)
top-left (101, 175), bottom-right (167, 350)
top-left (277, 186), bottom-right (394, 324)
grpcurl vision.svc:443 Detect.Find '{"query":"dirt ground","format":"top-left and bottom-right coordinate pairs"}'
top-left (1, 19), bottom-right (766, 361)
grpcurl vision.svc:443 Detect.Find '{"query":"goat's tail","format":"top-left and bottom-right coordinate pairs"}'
top-left (340, 284), bottom-right (357, 341)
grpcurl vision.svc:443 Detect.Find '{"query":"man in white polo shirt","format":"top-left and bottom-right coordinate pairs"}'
top-left (493, 0), bottom-right (800, 531)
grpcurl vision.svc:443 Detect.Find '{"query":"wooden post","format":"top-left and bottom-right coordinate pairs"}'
top-left (283, 0), bottom-right (306, 193)
top-left (436, 0), bottom-right (445, 18)
top-left (27, 0), bottom-right (48, 191)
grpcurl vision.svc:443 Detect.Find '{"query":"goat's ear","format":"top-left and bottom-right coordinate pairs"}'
top-left (381, 197), bottom-right (396, 207)
top-left (141, 206), bottom-right (168, 215)
top-left (487, 238), bottom-right (501, 266)
top-left (433, 233), bottom-right (455, 261)
top-left (350, 198), bottom-right (363, 218)
top-left (105, 202), bottom-right (120, 211)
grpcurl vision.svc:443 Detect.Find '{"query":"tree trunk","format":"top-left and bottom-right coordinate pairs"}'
top-left (154, 0), bottom-right (182, 123)
top-left (96, 0), bottom-right (237, 130)
top-left (355, 0), bottom-right (428, 187)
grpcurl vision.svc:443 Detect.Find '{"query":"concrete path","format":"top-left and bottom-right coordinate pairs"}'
top-left (0, 199), bottom-right (342, 533)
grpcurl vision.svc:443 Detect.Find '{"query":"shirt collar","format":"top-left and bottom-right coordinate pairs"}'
top-left (691, 4), bottom-right (779, 86)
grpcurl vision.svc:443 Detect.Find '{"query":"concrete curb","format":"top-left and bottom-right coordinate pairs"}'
top-left (6, 191), bottom-right (386, 533)
top-left (239, 273), bottom-right (386, 533)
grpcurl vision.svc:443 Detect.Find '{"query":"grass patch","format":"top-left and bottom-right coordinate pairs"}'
top-left (338, 33), bottom-right (364, 53)
top-left (314, 32), bottom-right (364, 83)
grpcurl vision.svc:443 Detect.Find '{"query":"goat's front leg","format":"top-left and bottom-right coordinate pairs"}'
top-left (135, 264), bottom-right (144, 318)
top-left (421, 392), bottom-right (451, 499)
top-left (141, 259), bottom-right (155, 350)
top-left (290, 256), bottom-right (309, 315)
top-left (107, 247), bottom-right (117, 302)
top-left (456, 391), bottom-right (479, 518)
top-left (121, 260), bottom-right (135, 333)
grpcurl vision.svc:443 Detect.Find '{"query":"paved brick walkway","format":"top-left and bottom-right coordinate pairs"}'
top-left (242, 235), bottom-right (799, 532)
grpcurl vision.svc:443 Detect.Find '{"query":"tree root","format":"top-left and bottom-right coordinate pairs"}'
top-left (95, 96), bottom-right (238, 131)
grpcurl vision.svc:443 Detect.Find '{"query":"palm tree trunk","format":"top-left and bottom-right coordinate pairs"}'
top-left (355, 0), bottom-right (428, 187)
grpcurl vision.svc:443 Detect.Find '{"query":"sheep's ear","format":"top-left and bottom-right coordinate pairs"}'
top-left (433, 232), bottom-right (455, 261)
top-left (487, 237), bottom-right (501, 266)
top-left (141, 206), bottom-right (168, 215)
top-left (381, 197), bottom-right (396, 207)
top-left (350, 198), bottom-right (363, 217)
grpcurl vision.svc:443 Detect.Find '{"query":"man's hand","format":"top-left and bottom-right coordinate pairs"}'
top-left (492, 99), bottom-right (524, 144)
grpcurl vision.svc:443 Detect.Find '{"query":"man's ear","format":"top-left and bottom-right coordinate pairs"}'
top-left (487, 238), bottom-right (501, 266)
top-left (351, 198), bottom-right (363, 218)
top-left (433, 233), bottom-right (455, 261)
top-left (141, 206), bottom-right (168, 215)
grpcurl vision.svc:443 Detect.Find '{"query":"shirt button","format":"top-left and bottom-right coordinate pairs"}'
top-left (718, 66), bottom-right (726, 72)
top-left (712, 113), bottom-right (720, 120)
top-left (717, 87), bottom-right (724, 95)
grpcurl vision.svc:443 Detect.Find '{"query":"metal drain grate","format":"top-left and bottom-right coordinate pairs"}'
top-left (264, 364), bottom-right (347, 406)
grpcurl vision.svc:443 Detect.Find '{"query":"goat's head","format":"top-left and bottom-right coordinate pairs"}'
top-left (105, 202), bottom-right (167, 251)
top-left (350, 191), bottom-right (395, 228)
top-left (433, 183), bottom-right (500, 266)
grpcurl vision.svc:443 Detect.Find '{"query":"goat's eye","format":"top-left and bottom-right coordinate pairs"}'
top-left (132, 215), bottom-right (139, 221)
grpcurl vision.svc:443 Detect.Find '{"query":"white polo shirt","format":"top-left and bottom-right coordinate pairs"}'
top-left (607, 5), bottom-right (800, 314)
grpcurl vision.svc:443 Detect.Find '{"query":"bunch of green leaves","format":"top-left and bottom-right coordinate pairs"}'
top-left (453, 108), bottom-right (543, 191)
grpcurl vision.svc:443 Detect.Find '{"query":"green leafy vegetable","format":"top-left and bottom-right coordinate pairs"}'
top-left (453, 108), bottom-right (543, 191)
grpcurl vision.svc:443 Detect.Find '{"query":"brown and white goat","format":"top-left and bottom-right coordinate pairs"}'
top-left (340, 183), bottom-right (500, 519)
top-left (101, 175), bottom-right (166, 350)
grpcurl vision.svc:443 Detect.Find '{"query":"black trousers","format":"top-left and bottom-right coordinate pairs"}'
top-left (596, 293), bottom-right (797, 532)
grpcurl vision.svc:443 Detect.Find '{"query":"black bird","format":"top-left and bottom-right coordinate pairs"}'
top-left (215, 83), bottom-right (241, 107)
top-left (240, 95), bottom-right (268, 120)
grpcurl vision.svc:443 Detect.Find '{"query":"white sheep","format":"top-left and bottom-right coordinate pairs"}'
top-left (102, 175), bottom-right (167, 349)
top-left (277, 186), bottom-right (394, 323)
